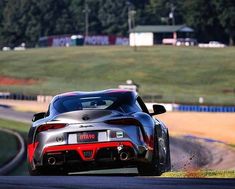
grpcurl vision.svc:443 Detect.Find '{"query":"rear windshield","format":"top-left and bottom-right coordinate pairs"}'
top-left (53, 92), bottom-right (142, 114)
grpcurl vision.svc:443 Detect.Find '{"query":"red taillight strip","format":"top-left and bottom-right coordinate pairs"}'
top-left (36, 123), bottom-right (66, 134)
top-left (105, 118), bottom-right (142, 126)
top-left (105, 118), bottom-right (147, 143)
top-left (27, 142), bottom-right (39, 163)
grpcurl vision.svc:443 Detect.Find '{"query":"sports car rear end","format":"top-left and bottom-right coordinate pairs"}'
top-left (31, 113), bottom-right (147, 172)
top-left (28, 89), bottom-right (170, 175)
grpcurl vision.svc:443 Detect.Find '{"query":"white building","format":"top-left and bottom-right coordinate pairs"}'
top-left (129, 25), bottom-right (194, 46)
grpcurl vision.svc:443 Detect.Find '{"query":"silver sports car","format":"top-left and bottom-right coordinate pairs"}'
top-left (28, 89), bottom-right (171, 175)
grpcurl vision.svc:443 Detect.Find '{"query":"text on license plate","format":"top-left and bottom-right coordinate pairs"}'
top-left (77, 132), bottom-right (98, 142)
top-left (68, 131), bottom-right (107, 144)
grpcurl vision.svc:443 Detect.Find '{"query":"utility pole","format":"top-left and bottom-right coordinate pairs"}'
top-left (130, 10), bottom-right (136, 51)
top-left (84, 0), bottom-right (90, 37)
top-left (127, 1), bottom-right (137, 50)
top-left (127, 1), bottom-right (132, 33)
top-left (127, 4), bottom-right (136, 32)
top-left (169, 3), bottom-right (175, 25)
top-left (130, 10), bottom-right (136, 30)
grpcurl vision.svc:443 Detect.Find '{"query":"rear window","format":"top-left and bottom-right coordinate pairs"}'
top-left (53, 92), bottom-right (142, 114)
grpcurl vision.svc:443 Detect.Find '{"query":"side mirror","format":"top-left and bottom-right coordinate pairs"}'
top-left (151, 104), bottom-right (166, 115)
top-left (32, 112), bottom-right (46, 122)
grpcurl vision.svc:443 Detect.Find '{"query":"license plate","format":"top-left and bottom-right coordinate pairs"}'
top-left (77, 132), bottom-right (98, 143)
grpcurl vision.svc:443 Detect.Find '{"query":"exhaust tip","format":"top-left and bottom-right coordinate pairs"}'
top-left (120, 152), bottom-right (129, 161)
top-left (48, 157), bottom-right (56, 165)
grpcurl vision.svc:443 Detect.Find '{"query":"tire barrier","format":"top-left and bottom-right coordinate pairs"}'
top-left (0, 92), bottom-right (36, 101)
top-left (0, 92), bottom-right (52, 103)
top-left (175, 105), bottom-right (235, 112)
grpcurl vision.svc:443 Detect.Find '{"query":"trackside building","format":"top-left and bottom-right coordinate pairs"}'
top-left (129, 25), bottom-right (194, 46)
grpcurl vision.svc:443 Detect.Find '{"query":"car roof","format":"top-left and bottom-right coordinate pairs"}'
top-left (52, 89), bottom-right (137, 101)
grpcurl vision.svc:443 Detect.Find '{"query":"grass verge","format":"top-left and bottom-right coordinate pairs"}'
top-left (0, 46), bottom-right (235, 105)
top-left (162, 170), bottom-right (235, 178)
top-left (0, 119), bottom-right (29, 175)
top-left (0, 130), bottom-right (18, 166)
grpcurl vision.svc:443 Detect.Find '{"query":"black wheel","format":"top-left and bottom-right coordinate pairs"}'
top-left (28, 164), bottom-right (43, 176)
top-left (137, 128), bottom-right (162, 176)
top-left (28, 164), bottom-right (68, 176)
top-left (165, 131), bottom-right (171, 172)
top-left (137, 162), bottom-right (161, 176)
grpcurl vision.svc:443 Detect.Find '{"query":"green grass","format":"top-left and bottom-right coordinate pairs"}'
top-left (0, 119), bottom-right (29, 175)
top-left (0, 46), bottom-right (235, 105)
top-left (0, 131), bottom-right (18, 166)
top-left (162, 170), bottom-right (235, 178)
top-left (0, 119), bottom-right (29, 133)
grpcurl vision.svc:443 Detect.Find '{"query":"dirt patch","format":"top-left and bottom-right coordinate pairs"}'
top-left (158, 112), bottom-right (235, 144)
top-left (170, 137), bottom-right (212, 171)
top-left (0, 76), bottom-right (38, 86)
top-left (171, 136), bottom-right (235, 171)
top-left (202, 141), bottom-right (235, 170)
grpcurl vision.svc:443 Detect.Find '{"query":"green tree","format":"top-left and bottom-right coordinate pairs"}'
top-left (181, 0), bottom-right (224, 43)
top-left (213, 0), bottom-right (235, 45)
top-left (144, 0), bottom-right (166, 25)
top-left (1, 0), bottom-right (25, 47)
top-left (86, 0), bottom-right (102, 35)
top-left (98, 0), bottom-right (128, 35)
top-left (20, 0), bottom-right (41, 46)
top-left (1, 0), bottom-right (79, 46)
top-left (0, 0), bottom-right (6, 25)
top-left (69, 0), bottom-right (85, 34)
top-left (69, 0), bottom-right (102, 35)
top-left (0, 0), bottom-right (234, 46)
top-left (35, 0), bottom-right (75, 36)
top-left (0, 0), bottom-right (6, 47)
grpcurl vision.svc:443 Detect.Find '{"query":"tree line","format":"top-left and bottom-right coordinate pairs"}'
top-left (0, 0), bottom-right (234, 47)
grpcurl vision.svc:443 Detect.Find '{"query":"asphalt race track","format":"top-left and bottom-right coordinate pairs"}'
top-left (0, 106), bottom-right (235, 189)
top-left (0, 176), bottom-right (235, 189)
top-left (0, 105), bottom-right (34, 123)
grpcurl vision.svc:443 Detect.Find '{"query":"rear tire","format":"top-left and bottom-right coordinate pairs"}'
top-left (28, 164), bottom-right (68, 176)
top-left (137, 162), bottom-right (161, 176)
top-left (28, 164), bottom-right (43, 176)
top-left (137, 128), bottom-right (162, 176)
top-left (165, 131), bottom-right (171, 172)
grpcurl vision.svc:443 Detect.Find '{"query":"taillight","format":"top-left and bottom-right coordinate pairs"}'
top-left (36, 123), bottom-right (66, 134)
top-left (106, 118), bottom-right (146, 142)
top-left (105, 118), bottom-right (141, 126)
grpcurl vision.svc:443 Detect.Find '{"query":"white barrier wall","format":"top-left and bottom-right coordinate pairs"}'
top-left (37, 95), bottom-right (53, 103)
